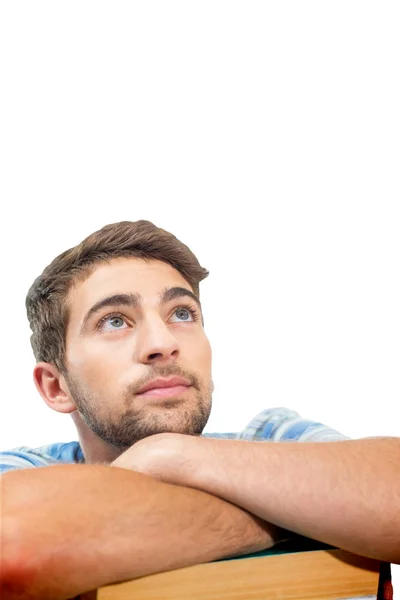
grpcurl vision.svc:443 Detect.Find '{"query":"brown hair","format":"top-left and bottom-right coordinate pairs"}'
top-left (26, 220), bottom-right (209, 373)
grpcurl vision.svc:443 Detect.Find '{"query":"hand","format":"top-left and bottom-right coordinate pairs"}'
top-left (111, 432), bottom-right (200, 486)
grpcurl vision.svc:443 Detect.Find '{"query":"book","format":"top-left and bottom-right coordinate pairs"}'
top-left (89, 545), bottom-right (385, 600)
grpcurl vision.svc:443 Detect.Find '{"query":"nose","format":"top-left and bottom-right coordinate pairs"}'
top-left (136, 316), bottom-right (180, 365)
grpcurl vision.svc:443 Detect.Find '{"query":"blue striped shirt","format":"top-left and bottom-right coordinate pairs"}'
top-left (0, 407), bottom-right (348, 474)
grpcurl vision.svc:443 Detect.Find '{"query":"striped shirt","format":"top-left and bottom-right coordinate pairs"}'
top-left (0, 407), bottom-right (348, 474)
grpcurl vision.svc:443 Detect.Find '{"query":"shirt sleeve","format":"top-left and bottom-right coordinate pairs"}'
top-left (0, 442), bottom-right (83, 474)
top-left (0, 448), bottom-right (55, 473)
top-left (236, 407), bottom-right (349, 442)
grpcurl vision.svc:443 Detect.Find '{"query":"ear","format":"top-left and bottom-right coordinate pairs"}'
top-left (33, 362), bottom-right (76, 414)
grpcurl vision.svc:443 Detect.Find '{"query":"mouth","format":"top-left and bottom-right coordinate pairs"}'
top-left (136, 377), bottom-right (192, 399)
top-left (136, 384), bottom-right (192, 399)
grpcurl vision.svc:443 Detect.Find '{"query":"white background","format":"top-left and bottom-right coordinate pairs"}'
top-left (1, 1), bottom-right (399, 593)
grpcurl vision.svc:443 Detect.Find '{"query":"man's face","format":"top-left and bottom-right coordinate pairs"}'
top-left (63, 257), bottom-right (213, 451)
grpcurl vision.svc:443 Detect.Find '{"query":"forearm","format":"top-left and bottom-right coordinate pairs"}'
top-left (178, 437), bottom-right (400, 563)
top-left (1, 464), bottom-right (280, 600)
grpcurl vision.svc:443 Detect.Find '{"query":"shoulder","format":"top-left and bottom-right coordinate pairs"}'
top-left (0, 441), bottom-right (84, 473)
top-left (237, 407), bottom-right (349, 442)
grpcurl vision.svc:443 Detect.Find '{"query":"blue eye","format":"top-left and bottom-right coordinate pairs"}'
top-left (170, 307), bottom-right (197, 322)
top-left (99, 315), bottom-right (128, 331)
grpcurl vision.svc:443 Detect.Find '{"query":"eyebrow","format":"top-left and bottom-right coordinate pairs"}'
top-left (80, 287), bottom-right (202, 332)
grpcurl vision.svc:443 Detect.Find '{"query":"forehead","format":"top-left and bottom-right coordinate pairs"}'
top-left (67, 257), bottom-right (193, 318)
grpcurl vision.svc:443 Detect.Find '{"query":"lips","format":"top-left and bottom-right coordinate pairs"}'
top-left (136, 377), bottom-right (192, 396)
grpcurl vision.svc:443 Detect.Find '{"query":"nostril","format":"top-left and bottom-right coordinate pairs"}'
top-left (148, 353), bottom-right (162, 360)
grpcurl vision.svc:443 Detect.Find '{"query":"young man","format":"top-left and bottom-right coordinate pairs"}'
top-left (1, 221), bottom-right (399, 599)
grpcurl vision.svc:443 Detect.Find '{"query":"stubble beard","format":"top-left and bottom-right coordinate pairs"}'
top-left (65, 366), bottom-right (213, 451)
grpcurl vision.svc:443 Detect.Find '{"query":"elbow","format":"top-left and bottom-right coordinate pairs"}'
top-left (1, 567), bottom-right (29, 600)
top-left (384, 543), bottom-right (400, 566)
top-left (1, 515), bottom-right (48, 600)
top-left (1, 520), bottom-right (29, 600)
top-left (0, 515), bottom-right (31, 600)
top-left (376, 548), bottom-right (400, 566)
top-left (360, 530), bottom-right (400, 565)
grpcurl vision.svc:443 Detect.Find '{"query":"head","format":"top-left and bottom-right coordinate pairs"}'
top-left (27, 221), bottom-right (213, 462)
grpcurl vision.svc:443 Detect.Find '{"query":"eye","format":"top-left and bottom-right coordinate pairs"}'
top-left (98, 314), bottom-right (128, 332)
top-left (170, 306), bottom-right (197, 323)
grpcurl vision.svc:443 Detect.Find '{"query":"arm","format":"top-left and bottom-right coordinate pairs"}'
top-left (1, 463), bottom-right (281, 600)
top-left (113, 434), bottom-right (400, 563)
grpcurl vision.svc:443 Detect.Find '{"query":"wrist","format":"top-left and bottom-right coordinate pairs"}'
top-left (162, 434), bottom-right (206, 487)
top-left (184, 437), bottom-right (230, 493)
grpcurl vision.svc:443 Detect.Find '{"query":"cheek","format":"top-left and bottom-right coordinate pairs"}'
top-left (188, 334), bottom-right (212, 372)
top-left (66, 338), bottom-right (129, 385)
